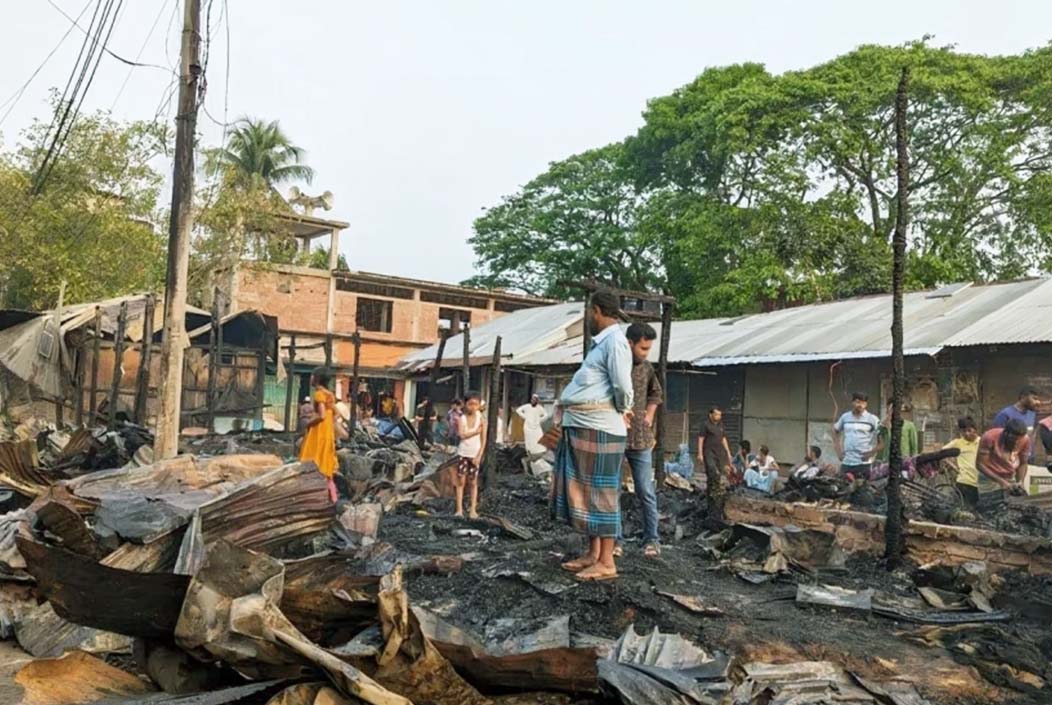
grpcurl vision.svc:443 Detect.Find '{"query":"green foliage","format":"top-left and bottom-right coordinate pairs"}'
top-left (0, 108), bottom-right (167, 309)
top-left (466, 144), bottom-right (662, 299)
top-left (468, 42), bottom-right (1052, 316)
top-left (203, 117), bottom-right (314, 187)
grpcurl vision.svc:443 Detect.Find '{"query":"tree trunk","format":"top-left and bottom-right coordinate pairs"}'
top-left (886, 66), bottom-right (910, 568)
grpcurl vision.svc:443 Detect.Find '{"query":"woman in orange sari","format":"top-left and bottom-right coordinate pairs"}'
top-left (299, 368), bottom-right (338, 502)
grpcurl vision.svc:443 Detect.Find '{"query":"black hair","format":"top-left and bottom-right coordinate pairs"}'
top-left (852, 391), bottom-right (868, 402)
top-left (312, 367), bottom-right (331, 387)
top-left (452, 398), bottom-right (463, 405)
top-left (809, 445), bottom-right (822, 458)
top-left (464, 391), bottom-right (482, 402)
top-left (759, 445), bottom-right (769, 455)
top-left (709, 406), bottom-right (722, 415)
top-left (1004, 418), bottom-right (1028, 437)
top-left (1019, 385), bottom-right (1040, 398)
top-left (590, 290), bottom-right (621, 318)
top-left (626, 322), bottom-right (657, 343)
top-left (957, 416), bottom-right (977, 431)
top-left (739, 440), bottom-right (751, 452)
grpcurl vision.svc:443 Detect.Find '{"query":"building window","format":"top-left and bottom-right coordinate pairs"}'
top-left (420, 290), bottom-right (489, 310)
top-left (357, 298), bottom-right (393, 333)
top-left (438, 308), bottom-right (471, 336)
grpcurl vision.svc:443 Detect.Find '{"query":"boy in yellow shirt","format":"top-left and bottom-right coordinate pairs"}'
top-left (943, 416), bottom-right (979, 507)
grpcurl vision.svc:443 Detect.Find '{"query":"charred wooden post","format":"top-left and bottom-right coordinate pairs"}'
top-left (461, 323), bottom-right (471, 396)
top-left (582, 291), bottom-right (593, 358)
top-left (284, 335), bottom-right (297, 432)
top-left (430, 330), bottom-right (449, 386)
top-left (886, 66), bottom-right (911, 568)
top-left (255, 338), bottom-right (267, 422)
top-left (107, 302), bottom-right (129, 430)
top-left (206, 292), bottom-right (220, 432)
top-left (74, 345), bottom-right (85, 426)
top-left (349, 331), bottom-right (361, 433)
top-left (483, 336), bottom-right (503, 486)
top-left (324, 334), bottom-right (333, 370)
top-left (653, 298), bottom-right (674, 484)
top-left (88, 306), bottom-right (102, 425)
top-left (134, 295), bottom-right (155, 424)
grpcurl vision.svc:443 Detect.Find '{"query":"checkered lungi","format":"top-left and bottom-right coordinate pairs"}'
top-left (550, 426), bottom-right (626, 537)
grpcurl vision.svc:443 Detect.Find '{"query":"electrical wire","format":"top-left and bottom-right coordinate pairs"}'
top-left (0, 0), bottom-right (94, 128)
top-left (111, 0), bottom-right (176, 110)
top-left (46, 0), bottom-right (170, 72)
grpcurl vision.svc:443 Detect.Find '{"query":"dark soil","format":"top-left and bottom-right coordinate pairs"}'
top-left (379, 474), bottom-right (1051, 705)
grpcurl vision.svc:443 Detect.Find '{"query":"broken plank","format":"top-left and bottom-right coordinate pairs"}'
top-left (655, 590), bottom-right (725, 616)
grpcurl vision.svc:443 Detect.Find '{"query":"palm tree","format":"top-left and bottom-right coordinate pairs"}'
top-left (206, 117), bottom-right (314, 187)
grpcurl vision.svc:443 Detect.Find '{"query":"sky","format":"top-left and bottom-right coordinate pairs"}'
top-left (2, 1), bottom-right (1051, 286)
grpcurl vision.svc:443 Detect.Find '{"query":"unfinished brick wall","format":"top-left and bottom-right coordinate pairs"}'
top-left (236, 268), bottom-right (330, 335)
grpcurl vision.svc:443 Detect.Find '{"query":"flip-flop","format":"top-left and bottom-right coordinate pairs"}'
top-left (643, 544), bottom-right (661, 559)
top-left (612, 545), bottom-right (624, 557)
top-left (561, 559), bottom-right (593, 572)
top-left (575, 569), bottom-right (618, 582)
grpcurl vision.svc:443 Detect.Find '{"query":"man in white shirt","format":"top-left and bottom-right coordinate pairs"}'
top-left (516, 394), bottom-right (549, 455)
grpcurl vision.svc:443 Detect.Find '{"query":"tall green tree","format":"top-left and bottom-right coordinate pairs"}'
top-left (465, 143), bottom-right (661, 299)
top-left (193, 117), bottom-right (321, 288)
top-left (204, 117), bottom-right (315, 187)
top-left (469, 42), bottom-right (1052, 316)
top-left (0, 107), bottom-right (167, 309)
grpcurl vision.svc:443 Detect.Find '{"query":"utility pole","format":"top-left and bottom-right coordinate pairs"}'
top-left (154, 0), bottom-right (201, 459)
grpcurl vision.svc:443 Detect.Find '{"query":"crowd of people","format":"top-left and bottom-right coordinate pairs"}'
top-left (292, 290), bottom-right (1048, 585)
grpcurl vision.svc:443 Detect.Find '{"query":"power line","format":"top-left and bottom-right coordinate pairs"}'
top-left (0, 0), bottom-right (94, 128)
top-left (33, 0), bottom-right (125, 194)
top-left (46, 0), bottom-right (171, 72)
top-left (112, 0), bottom-right (176, 109)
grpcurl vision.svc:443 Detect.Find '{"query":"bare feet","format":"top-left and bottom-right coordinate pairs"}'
top-left (454, 511), bottom-right (464, 518)
top-left (575, 563), bottom-right (617, 581)
top-left (561, 555), bottom-right (596, 572)
top-left (468, 510), bottom-right (479, 519)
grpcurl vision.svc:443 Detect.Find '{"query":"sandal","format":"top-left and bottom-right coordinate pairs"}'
top-left (575, 565), bottom-right (618, 582)
top-left (612, 545), bottom-right (623, 558)
top-left (561, 557), bottom-right (594, 572)
top-left (643, 543), bottom-right (661, 559)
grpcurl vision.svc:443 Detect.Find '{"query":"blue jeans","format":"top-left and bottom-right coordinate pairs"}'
top-left (619, 448), bottom-right (660, 544)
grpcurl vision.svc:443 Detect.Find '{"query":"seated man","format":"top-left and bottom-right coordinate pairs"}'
top-left (793, 445), bottom-right (828, 480)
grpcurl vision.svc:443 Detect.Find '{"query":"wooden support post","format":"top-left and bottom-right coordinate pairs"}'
top-left (134, 295), bottom-right (155, 424)
top-left (430, 330), bottom-right (448, 386)
top-left (483, 336), bottom-right (503, 486)
top-left (461, 323), bottom-right (471, 396)
top-left (349, 331), bottom-right (361, 433)
top-left (284, 335), bottom-right (297, 432)
top-left (653, 299), bottom-right (674, 484)
top-left (255, 348), bottom-right (266, 422)
top-left (501, 368), bottom-right (510, 438)
top-left (107, 302), bottom-right (129, 430)
top-left (582, 291), bottom-right (592, 358)
top-left (206, 292), bottom-right (220, 432)
top-left (74, 345), bottom-right (85, 427)
top-left (886, 67), bottom-right (911, 568)
top-left (88, 306), bottom-right (102, 425)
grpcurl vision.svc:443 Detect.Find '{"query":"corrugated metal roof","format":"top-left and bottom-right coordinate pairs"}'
top-left (400, 302), bottom-right (584, 371)
top-left (399, 278), bottom-right (1052, 371)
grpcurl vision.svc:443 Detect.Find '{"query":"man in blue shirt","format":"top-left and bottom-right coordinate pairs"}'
top-left (992, 386), bottom-right (1041, 460)
top-left (833, 391), bottom-right (881, 479)
top-left (552, 290), bottom-right (633, 583)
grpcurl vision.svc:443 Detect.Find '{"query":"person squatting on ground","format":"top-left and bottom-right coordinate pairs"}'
top-left (976, 417), bottom-right (1030, 502)
top-left (551, 291), bottom-right (633, 582)
top-left (454, 392), bottom-right (487, 518)
top-left (616, 322), bottom-right (663, 559)
top-left (833, 391), bottom-right (881, 479)
top-left (298, 367), bottom-right (339, 503)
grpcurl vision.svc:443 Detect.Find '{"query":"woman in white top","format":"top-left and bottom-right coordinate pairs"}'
top-left (750, 445), bottom-right (779, 473)
top-left (455, 392), bottom-right (487, 518)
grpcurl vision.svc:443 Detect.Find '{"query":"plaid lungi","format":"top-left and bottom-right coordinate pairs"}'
top-left (550, 426), bottom-right (626, 537)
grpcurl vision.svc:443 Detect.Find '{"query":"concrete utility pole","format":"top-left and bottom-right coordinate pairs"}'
top-left (154, 0), bottom-right (201, 458)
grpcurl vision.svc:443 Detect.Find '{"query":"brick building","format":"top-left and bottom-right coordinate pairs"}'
top-left (213, 211), bottom-right (552, 426)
